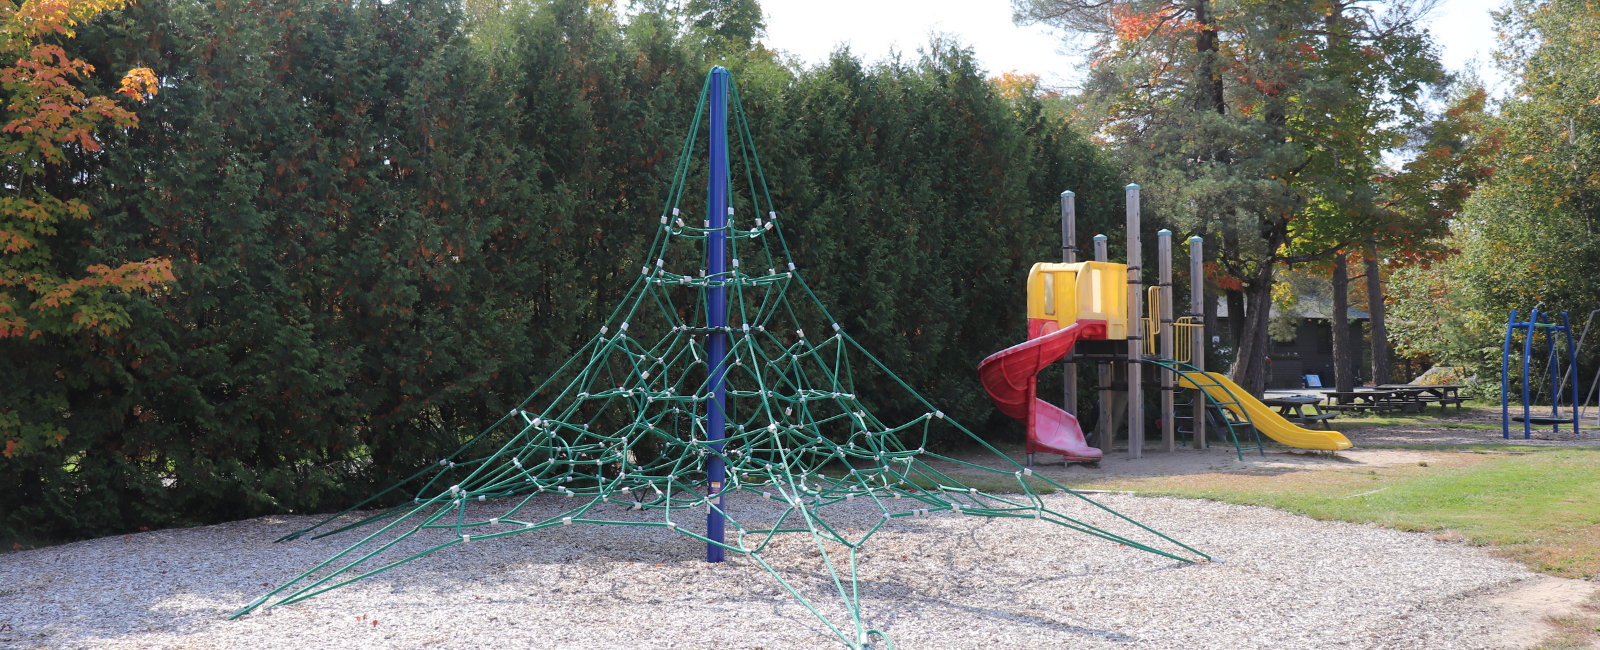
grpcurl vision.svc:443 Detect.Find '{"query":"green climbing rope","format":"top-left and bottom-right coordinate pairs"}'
top-left (232, 70), bottom-right (1211, 650)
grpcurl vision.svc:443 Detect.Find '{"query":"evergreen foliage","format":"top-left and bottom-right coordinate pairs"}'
top-left (0, 0), bottom-right (1123, 543)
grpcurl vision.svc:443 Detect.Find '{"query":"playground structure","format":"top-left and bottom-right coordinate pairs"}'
top-left (230, 68), bottom-right (1212, 650)
top-left (978, 189), bottom-right (1353, 464)
top-left (1502, 308), bottom-right (1585, 439)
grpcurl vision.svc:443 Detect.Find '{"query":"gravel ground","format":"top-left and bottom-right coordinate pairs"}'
top-left (0, 494), bottom-right (1545, 650)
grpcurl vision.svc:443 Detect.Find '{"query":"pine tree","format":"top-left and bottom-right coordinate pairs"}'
top-left (1016, 0), bottom-right (1443, 393)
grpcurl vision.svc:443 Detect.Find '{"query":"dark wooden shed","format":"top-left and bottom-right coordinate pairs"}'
top-left (1216, 298), bottom-right (1370, 390)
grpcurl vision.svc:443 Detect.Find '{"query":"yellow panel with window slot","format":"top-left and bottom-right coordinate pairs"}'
top-left (1026, 262), bottom-right (1128, 339)
top-left (1073, 261), bottom-right (1127, 339)
top-left (1027, 263), bottom-right (1079, 327)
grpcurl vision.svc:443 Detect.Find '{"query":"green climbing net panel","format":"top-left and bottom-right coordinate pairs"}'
top-left (233, 70), bottom-right (1210, 650)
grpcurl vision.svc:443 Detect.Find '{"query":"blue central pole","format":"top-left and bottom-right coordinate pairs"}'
top-left (705, 67), bottom-right (730, 563)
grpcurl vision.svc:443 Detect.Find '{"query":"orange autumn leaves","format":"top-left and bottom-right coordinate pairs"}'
top-left (1101, 1), bottom-right (1316, 108)
top-left (1109, 3), bottom-right (1178, 43)
top-left (116, 64), bottom-right (157, 100)
top-left (0, 0), bottom-right (172, 338)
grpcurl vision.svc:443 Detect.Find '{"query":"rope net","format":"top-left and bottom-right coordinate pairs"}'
top-left (234, 71), bottom-right (1209, 649)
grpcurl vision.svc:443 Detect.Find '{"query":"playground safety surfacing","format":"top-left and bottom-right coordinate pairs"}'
top-left (0, 491), bottom-right (1563, 650)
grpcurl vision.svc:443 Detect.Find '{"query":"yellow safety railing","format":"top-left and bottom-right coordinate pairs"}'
top-left (1143, 286), bottom-right (1161, 356)
top-left (1143, 313), bottom-right (1202, 363)
top-left (1173, 317), bottom-right (1201, 363)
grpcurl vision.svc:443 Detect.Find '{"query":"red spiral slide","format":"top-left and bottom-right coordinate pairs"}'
top-left (978, 320), bottom-right (1107, 462)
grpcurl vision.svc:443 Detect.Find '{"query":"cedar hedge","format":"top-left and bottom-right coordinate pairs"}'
top-left (0, 0), bottom-right (1123, 543)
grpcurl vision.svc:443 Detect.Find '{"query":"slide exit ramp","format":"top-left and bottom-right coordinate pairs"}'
top-left (979, 321), bottom-right (1104, 463)
top-left (1148, 358), bottom-right (1354, 455)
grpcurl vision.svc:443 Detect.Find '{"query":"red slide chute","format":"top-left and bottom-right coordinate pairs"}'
top-left (978, 321), bottom-right (1106, 462)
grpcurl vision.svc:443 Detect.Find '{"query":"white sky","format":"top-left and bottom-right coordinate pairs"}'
top-left (761, 0), bottom-right (1508, 95)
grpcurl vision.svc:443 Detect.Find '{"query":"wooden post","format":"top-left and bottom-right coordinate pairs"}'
top-left (1126, 184), bottom-right (1143, 459)
top-left (1189, 235), bottom-right (1206, 449)
top-left (1094, 234), bottom-right (1110, 454)
top-left (1062, 191), bottom-right (1077, 416)
top-left (1158, 229), bottom-right (1175, 452)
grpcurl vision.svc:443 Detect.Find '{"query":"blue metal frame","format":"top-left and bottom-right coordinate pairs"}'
top-left (1546, 313), bottom-right (1558, 426)
top-left (1563, 312), bottom-right (1580, 433)
top-left (1502, 308), bottom-right (1581, 439)
top-left (1524, 309), bottom-right (1536, 437)
top-left (705, 67), bottom-right (729, 562)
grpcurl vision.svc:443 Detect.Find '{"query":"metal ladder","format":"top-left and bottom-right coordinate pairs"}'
top-left (1146, 357), bottom-right (1266, 461)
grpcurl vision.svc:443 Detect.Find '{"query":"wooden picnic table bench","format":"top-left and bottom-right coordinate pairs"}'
top-left (1321, 389), bottom-right (1420, 414)
top-left (1261, 395), bottom-right (1339, 429)
top-left (1377, 384), bottom-right (1468, 411)
top-left (1385, 386), bottom-right (1429, 412)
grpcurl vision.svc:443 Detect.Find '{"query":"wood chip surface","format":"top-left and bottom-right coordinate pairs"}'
top-left (0, 494), bottom-right (1542, 649)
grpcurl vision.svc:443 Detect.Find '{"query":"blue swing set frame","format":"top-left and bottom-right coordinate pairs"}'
top-left (1501, 309), bottom-right (1580, 439)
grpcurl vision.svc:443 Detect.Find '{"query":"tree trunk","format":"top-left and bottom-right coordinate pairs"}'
top-left (1331, 251), bottom-right (1354, 393)
top-left (1203, 274), bottom-right (1219, 366)
top-left (1194, 0), bottom-right (1224, 116)
top-left (1226, 289), bottom-right (1245, 352)
top-left (1228, 264), bottom-right (1275, 396)
top-left (1364, 237), bottom-right (1389, 386)
top-left (1222, 226), bottom-right (1243, 351)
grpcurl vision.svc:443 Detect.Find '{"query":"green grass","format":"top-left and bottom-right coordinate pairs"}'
top-left (1071, 448), bottom-right (1600, 579)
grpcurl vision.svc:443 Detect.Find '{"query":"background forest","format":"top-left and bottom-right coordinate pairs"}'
top-left (2, 0), bottom-right (1596, 546)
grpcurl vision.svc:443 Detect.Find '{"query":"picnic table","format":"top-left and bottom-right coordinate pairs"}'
top-left (1260, 395), bottom-right (1338, 429)
top-left (1384, 386), bottom-right (1429, 410)
top-left (1377, 384), bottom-right (1468, 411)
top-left (1320, 389), bottom-right (1422, 415)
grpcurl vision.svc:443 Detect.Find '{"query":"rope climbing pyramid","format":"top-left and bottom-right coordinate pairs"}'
top-left (231, 67), bottom-right (1210, 649)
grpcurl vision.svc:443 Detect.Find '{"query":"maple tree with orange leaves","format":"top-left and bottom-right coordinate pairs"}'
top-left (0, 0), bottom-right (171, 341)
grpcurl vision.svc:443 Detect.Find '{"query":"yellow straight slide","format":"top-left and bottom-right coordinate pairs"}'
top-left (1176, 371), bottom-right (1354, 450)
